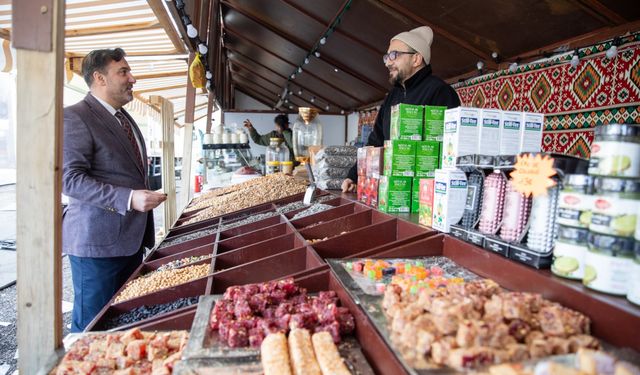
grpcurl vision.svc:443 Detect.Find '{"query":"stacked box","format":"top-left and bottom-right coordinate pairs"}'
top-left (366, 147), bottom-right (384, 178)
top-left (365, 176), bottom-right (380, 207)
top-left (478, 109), bottom-right (502, 157)
top-left (419, 178), bottom-right (435, 227)
top-left (415, 141), bottom-right (440, 178)
top-left (390, 104), bottom-right (424, 141)
top-left (442, 107), bottom-right (481, 168)
top-left (356, 147), bottom-right (370, 203)
top-left (424, 105), bottom-right (446, 141)
top-left (378, 175), bottom-right (412, 213)
top-left (520, 112), bottom-right (544, 153)
top-left (411, 178), bottom-right (421, 213)
top-left (501, 111), bottom-right (522, 156)
top-left (432, 169), bottom-right (468, 233)
top-left (383, 140), bottom-right (417, 177)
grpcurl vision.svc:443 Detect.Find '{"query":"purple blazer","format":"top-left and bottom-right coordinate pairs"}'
top-left (62, 93), bottom-right (155, 257)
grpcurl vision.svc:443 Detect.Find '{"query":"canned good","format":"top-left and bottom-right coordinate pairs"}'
top-left (557, 175), bottom-right (592, 228)
top-left (583, 232), bottom-right (635, 295)
top-left (589, 177), bottom-right (640, 238)
top-left (589, 124), bottom-right (640, 178)
top-left (553, 225), bottom-right (589, 280)
top-left (627, 241), bottom-right (640, 305)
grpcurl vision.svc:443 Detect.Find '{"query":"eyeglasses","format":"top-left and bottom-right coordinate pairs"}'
top-left (383, 50), bottom-right (416, 64)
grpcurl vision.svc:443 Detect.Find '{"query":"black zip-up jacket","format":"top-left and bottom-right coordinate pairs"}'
top-left (347, 65), bottom-right (460, 182)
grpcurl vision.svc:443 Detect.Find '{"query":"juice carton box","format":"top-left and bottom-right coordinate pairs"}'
top-left (383, 140), bottom-right (417, 177)
top-left (378, 175), bottom-right (412, 213)
top-left (501, 111), bottom-right (523, 156)
top-left (520, 112), bottom-right (544, 153)
top-left (411, 178), bottom-right (421, 213)
top-left (478, 109), bottom-right (502, 156)
top-left (424, 105), bottom-right (447, 141)
top-left (357, 146), bottom-right (370, 176)
top-left (442, 107), bottom-right (480, 168)
top-left (365, 177), bottom-right (380, 207)
top-left (432, 169), bottom-right (468, 233)
top-left (418, 178), bottom-right (435, 227)
top-left (415, 141), bottom-right (441, 178)
top-left (390, 103), bottom-right (424, 141)
top-left (366, 147), bottom-right (384, 178)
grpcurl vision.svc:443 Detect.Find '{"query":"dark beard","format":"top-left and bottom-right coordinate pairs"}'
top-left (389, 70), bottom-right (404, 86)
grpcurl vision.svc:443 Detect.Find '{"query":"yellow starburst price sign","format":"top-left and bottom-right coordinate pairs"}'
top-left (510, 154), bottom-right (557, 197)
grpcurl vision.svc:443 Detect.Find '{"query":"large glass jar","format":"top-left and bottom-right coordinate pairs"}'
top-left (292, 107), bottom-right (323, 164)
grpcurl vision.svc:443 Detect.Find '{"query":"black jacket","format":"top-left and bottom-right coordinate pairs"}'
top-left (347, 65), bottom-right (460, 182)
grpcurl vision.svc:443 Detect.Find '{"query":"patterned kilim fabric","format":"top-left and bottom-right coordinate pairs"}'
top-left (453, 34), bottom-right (640, 158)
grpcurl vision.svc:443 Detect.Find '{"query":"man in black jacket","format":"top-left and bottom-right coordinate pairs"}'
top-left (342, 26), bottom-right (460, 192)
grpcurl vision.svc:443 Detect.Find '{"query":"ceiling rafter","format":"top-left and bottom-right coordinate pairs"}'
top-left (135, 71), bottom-right (187, 80)
top-left (233, 75), bottom-right (306, 109)
top-left (65, 21), bottom-right (162, 37)
top-left (375, 0), bottom-right (498, 70)
top-left (234, 86), bottom-right (278, 109)
top-left (224, 28), bottom-right (365, 105)
top-left (232, 77), bottom-right (279, 103)
top-left (569, 0), bottom-right (627, 25)
top-left (279, 0), bottom-right (385, 56)
top-left (226, 46), bottom-right (343, 108)
top-left (221, 0), bottom-right (388, 93)
top-left (229, 63), bottom-right (281, 94)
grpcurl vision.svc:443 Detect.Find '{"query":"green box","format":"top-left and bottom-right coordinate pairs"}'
top-left (390, 104), bottom-right (424, 141)
top-left (415, 141), bottom-right (441, 178)
top-left (378, 175), bottom-right (412, 213)
top-left (411, 178), bottom-right (421, 213)
top-left (424, 105), bottom-right (447, 141)
top-left (384, 140), bottom-right (417, 177)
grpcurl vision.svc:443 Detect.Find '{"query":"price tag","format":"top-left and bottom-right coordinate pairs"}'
top-left (510, 154), bottom-right (556, 197)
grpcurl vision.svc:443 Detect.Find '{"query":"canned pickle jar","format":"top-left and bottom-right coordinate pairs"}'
top-left (627, 241), bottom-right (640, 305)
top-left (589, 177), bottom-right (640, 238)
top-left (589, 124), bottom-right (640, 178)
top-left (552, 226), bottom-right (589, 280)
top-left (584, 232), bottom-right (635, 295)
top-left (557, 175), bottom-right (593, 228)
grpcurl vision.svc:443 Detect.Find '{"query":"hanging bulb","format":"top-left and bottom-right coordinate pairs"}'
top-left (476, 60), bottom-right (484, 71)
top-left (175, 0), bottom-right (185, 10)
top-left (320, 37), bottom-right (327, 45)
top-left (297, 90), bottom-right (302, 95)
top-left (198, 43), bottom-right (208, 55)
top-left (304, 57), bottom-right (310, 65)
top-left (606, 44), bottom-right (618, 59)
top-left (325, 105), bottom-right (330, 110)
top-left (314, 51), bottom-right (321, 58)
top-left (297, 67), bottom-right (303, 73)
top-left (310, 97), bottom-right (315, 103)
top-left (285, 99), bottom-right (289, 103)
top-left (205, 80), bottom-right (211, 90)
top-left (491, 51), bottom-right (498, 59)
top-left (570, 50), bottom-right (580, 68)
top-left (290, 74), bottom-right (296, 79)
top-left (186, 24), bottom-right (198, 38)
top-left (509, 62), bottom-right (518, 73)
top-left (289, 105), bottom-right (293, 109)
top-left (340, 110), bottom-right (345, 114)
top-left (206, 71), bottom-right (212, 79)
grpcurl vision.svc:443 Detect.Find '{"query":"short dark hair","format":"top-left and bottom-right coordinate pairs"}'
top-left (81, 48), bottom-right (127, 87)
top-left (274, 114), bottom-right (290, 129)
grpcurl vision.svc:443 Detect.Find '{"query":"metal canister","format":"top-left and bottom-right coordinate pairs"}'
top-left (589, 124), bottom-right (640, 178)
top-left (589, 177), bottom-right (640, 238)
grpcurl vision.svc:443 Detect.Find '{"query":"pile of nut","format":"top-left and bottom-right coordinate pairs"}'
top-left (115, 264), bottom-right (210, 303)
top-left (182, 174), bottom-right (307, 225)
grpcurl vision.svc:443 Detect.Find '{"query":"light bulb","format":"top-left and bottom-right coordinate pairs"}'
top-left (509, 62), bottom-right (518, 73)
top-left (606, 45), bottom-right (618, 59)
top-left (340, 110), bottom-right (345, 114)
top-left (285, 99), bottom-right (289, 103)
top-left (334, 68), bottom-right (339, 73)
top-left (491, 51), bottom-right (498, 59)
top-left (186, 24), bottom-right (198, 38)
top-left (314, 51), bottom-right (321, 58)
top-left (205, 80), bottom-right (211, 90)
top-left (290, 74), bottom-right (296, 79)
top-left (570, 53), bottom-right (579, 68)
top-left (320, 37), bottom-right (326, 45)
top-left (304, 57), bottom-right (309, 65)
top-left (297, 67), bottom-right (303, 73)
top-left (310, 97), bottom-right (315, 103)
top-left (297, 90), bottom-right (302, 95)
top-left (325, 105), bottom-right (330, 110)
top-left (198, 43), bottom-right (208, 55)
top-left (476, 60), bottom-right (484, 70)
top-left (289, 105), bottom-right (293, 109)
top-left (206, 71), bottom-right (212, 79)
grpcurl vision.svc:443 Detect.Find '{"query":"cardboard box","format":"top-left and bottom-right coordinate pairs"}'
top-left (390, 104), bottom-right (424, 141)
top-left (500, 111), bottom-right (522, 156)
top-left (365, 177), bottom-right (380, 207)
top-left (357, 147), bottom-right (370, 176)
top-left (366, 147), bottom-right (384, 178)
top-left (415, 141), bottom-right (440, 178)
top-left (478, 109), bottom-right (501, 156)
top-left (357, 175), bottom-right (367, 203)
top-left (383, 140), bottom-right (417, 177)
top-left (411, 178), bottom-right (420, 213)
top-left (442, 107), bottom-right (480, 168)
top-left (432, 169), bottom-right (468, 233)
top-left (378, 175), bottom-right (412, 213)
top-left (424, 105), bottom-right (447, 141)
top-left (418, 178), bottom-right (435, 226)
top-left (520, 112), bottom-right (544, 153)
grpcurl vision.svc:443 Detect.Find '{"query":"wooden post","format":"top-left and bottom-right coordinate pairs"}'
top-left (181, 53), bottom-right (196, 210)
top-left (14, 0), bottom-right (64, 373)
top-left (151, 96), bottom-right (177, 233)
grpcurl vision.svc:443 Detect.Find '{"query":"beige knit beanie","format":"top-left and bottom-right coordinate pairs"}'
top-left (391, 26), bottom-right (434, 64)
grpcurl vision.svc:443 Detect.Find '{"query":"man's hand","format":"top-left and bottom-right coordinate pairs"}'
top-left (243, 119), bottom-right (253, 129)
top-left (341, 178), bottom-right (356, 193)
top-left (131, 190), bottom-right (167, 212)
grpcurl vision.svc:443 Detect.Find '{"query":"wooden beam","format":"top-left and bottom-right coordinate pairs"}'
top-left (234, 86), bottom-right (278, 109)
top-left (174, 102), bottom-right (208, 117)
top-left (224, 28), bottom-right (364, 104)
top-left (16, 0), bottom-right (64, 373)
top-left (150, 96), bottom-right (177, 232)
top-left (206, 93), bottom-right (215, 133)
top-left (147, 0), bottom-right (188, 54)
top-left (221, 0), bottom-right (388, 93)
top-left (569, 0), bottom-right (626, 25)
top-left (184, 53), bottom-right (197, 123)
top-left (135, 83), bottom-right (187, 94)
top-left (135, 71), bottom-right (187, 80)
top-left (226, 47), bottom-right (343, 108)
top-left (179, 120), bottom-right (194, 211)
top-left (374, 0), bottom-right (497, 70)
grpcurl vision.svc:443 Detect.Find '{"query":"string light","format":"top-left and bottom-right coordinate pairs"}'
top-left (304, 57), bottom-right (310, 65)
top-left (290, 74), bottom-right (296, 79)
top-left (297, 67), bottom-right (303, 73)
top-left (476, 60), bottom-right (484, 71)
top-left (297, 89), bottom-right (302, 95)
top-left (606, 39), bottom-right (620, 59)
top-left (198, 43), bottom-right (208, 55)
top-left (310, 97), bottom-right (315, 103)
top-left (570, 49), bottom-right (580, 68)
top-left (314, 51), bottom-right (321, 58)
top-left (491, 51), bottom-right (498, 59)
top-left (340, 110), bottom-right (345, 114)
top-left (320, 37), bottom-right (327, 45)
top-left (206, 71), bottom-right (212, 79)
top-left (509, 62), bottom-right (518, 73)
top-left (186, 23), bottom-right (198, 38)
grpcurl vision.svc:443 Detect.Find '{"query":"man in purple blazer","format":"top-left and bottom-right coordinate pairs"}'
top-left (63, 48), bottom-right (167, 332)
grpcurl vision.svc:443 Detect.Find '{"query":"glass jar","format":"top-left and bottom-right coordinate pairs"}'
top-left (292, 107), bottom-right (323, 164)
top-left (627, 241), bottom-right (640, 305)
top-left (589, 177), bottom-right (640, 238)
top-left (265, 137), bottom-right (282, 175)
top-left (584, 232), bottom-right (635, 295)
top-left (589, 124), bottom-right (640, 178)
top-left (557, 174), bottom-right (593, 228)
top-left (552, 225), bottom-right (589, 280)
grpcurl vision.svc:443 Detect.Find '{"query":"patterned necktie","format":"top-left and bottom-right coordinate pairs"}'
top-left (114, 111), bottom-right (144, 172)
